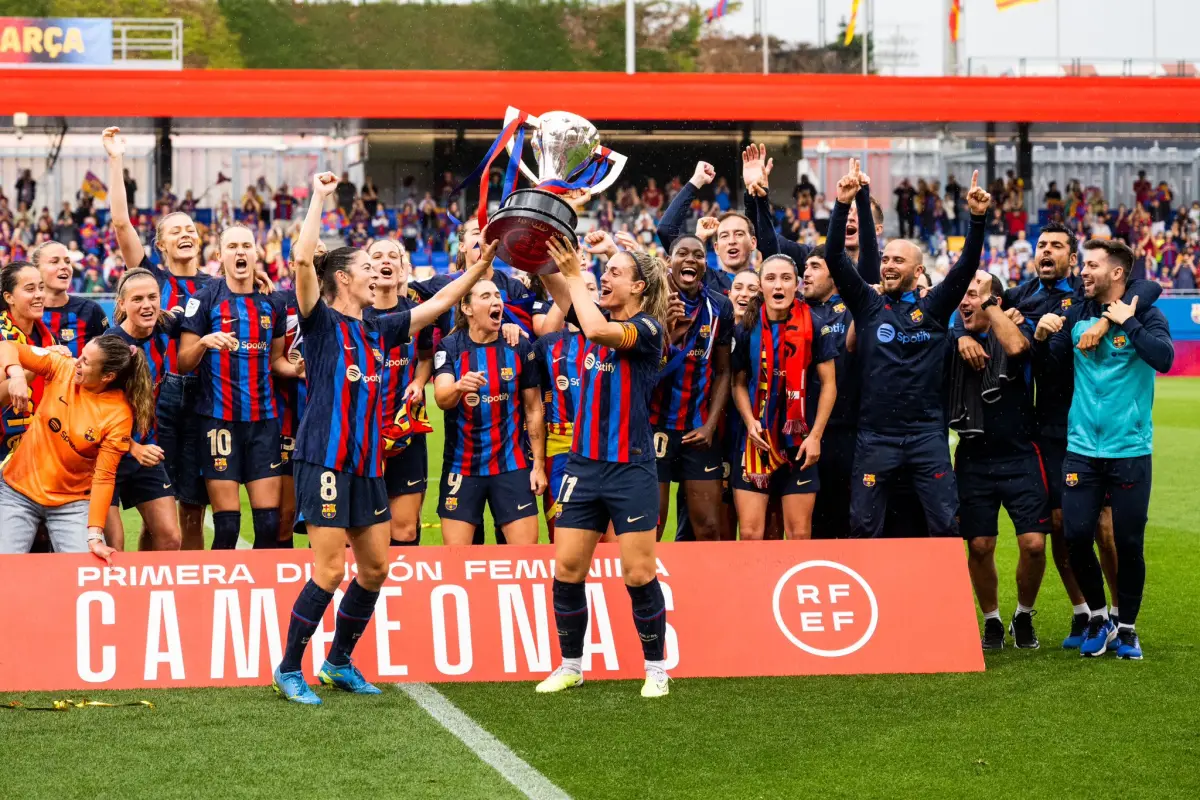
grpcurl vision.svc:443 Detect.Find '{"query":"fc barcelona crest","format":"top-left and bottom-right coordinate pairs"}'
top-left (321, 503), bottom-right (337, 519)
top-left (1112, 334), bottom-right (1128, 349)
top-left (445, 497), bottom-right (459, 511)
top-left (260, 315), bottom-right (272, 330)
top-left (698, 324), bottom-right (711, 339)
top-left (1065, 473), bottom-right (1079, 487)
top-left (833, 302), bottom-right (846, 313)
top-left (83, 427), bottom-right (97, 443)
top-left (1061, 298), bottom-right (1073, 310)
top-left (60, 329), bottom-right (75, 342)
top-left (500, 367), bottom-right (515, 381)
top-left (213, 457), bottom-right (228, 472)
top-left (910, 309), bottom-right (924, 324)
top-left (863, 473), bottom-right (876, 487)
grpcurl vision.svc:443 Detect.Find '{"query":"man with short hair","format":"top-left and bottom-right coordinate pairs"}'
top-left (951, 271), bottom-right (1049, 649)
top-left (1034, 238), bottom-right (1173, 659)
top-left (955, 220), bottom-right (1161, 647)
top-left (826, 163), bottom-right (989, 538)
top-left (657, 162), bottom-right (756, 295)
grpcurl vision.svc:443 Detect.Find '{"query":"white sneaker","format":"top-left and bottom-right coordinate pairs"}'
top-left (535, 665), bottom-right (584, 694)
top-left (640, 666), bottom-right (670, 698)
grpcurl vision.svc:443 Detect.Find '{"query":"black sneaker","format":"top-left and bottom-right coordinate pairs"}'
top-left (981, 617), bottom-right (1005, 650)
top-left (1009, 610), bottom-right (1040, 649)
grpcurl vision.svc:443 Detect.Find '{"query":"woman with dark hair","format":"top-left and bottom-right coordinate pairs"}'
top-left (0, 334), bottom-right (153, 559)
top-left (106, 126), bottom-right (212, 549)
top-left (731, 254), bottom-right (838, 541)
top-left (432, 279), bottom-right (546, 546)
top-left (102, 268), bottom-right (183, 551)
top-left (271, 172), bottom-right (490, 705)
top-left (0, 260), bottom-right (55, 454)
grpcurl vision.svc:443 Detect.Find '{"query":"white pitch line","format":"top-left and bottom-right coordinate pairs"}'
top-left (397, 682), bottom-right (572, 800)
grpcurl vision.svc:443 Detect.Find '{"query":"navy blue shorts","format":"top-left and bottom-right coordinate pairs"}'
top-left (653, 428), bottom-right (724, 483)
top-left (294, 460), bottom-right (390, 531)
top-left (555, 453), bottom-right (659, 535)
top-left (156, 374), bottom-right (207, 506)
top-left (850, 429), bottom-right (958, 538)
top-left (730, 457), bottom-right (820, 496)
top-left (956, 450), bottom-right (1052, 539)
top-left (110, 454), bottom-right (175, 510)
top-left (200, 416), bottom-right (283, 484)
top-left (1061, 452), bottom-right (1152, 543)
top-left (384, 435), bottom-right (428, 498)
top-left (438, 467), bottom-right (536, 526)
top-left (1033, 436), bottom-right (1067, 510)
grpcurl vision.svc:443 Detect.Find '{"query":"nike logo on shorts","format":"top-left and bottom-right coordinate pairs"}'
top-left (627, 515), bottom-right (645, 524)
top-left (796, 479), bottom-right (812, 487)
top-left (162, 483), bottom-right (172, 489)
top-left (270, 462), bottom-right (282, 469)
top-left (517, 502), bottom-right (533, 511)
top-left (407, 479), bottom-right (423, 486)
top-left (375, 508), bottom-right (386, 515)
top-left (704, 465), bottom-right (720, 473)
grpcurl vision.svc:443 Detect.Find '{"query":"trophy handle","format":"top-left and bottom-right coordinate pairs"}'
top-left (503, 105), bottom-right (542, 186)
top-left (587, 148), bottom-right (627, 197)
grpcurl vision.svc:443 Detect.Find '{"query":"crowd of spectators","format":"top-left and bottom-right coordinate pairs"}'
top-left (2, 164), bottom-right (1197, 294)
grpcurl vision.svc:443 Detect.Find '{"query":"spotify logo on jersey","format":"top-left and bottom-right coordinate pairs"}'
top-left (346, 365), bottom-right (362, 382)
top-left (555, 375), bottom-right (570, 392)
top-left (876, 323), bottom-right (896, 343)
top-left (464, 393), bottom-right (481, 407)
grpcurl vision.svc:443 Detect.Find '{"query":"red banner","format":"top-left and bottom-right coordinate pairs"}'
top-left (0, 541), bottom-right (983, 691)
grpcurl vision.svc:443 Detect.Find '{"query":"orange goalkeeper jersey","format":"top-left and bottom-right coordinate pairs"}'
top-left (2, 343), bottom-right (133, 528)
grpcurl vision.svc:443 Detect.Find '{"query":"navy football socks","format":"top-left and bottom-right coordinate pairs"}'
top-left (280, 579), bottom-right (334, 673)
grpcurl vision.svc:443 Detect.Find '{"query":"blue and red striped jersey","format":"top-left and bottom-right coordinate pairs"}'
top-left (106, 317), bottom-right (182, 445)
top-left (571, 312), bottom-right (664, 463)
top-left (650, 288), bottom-right (734, 431)
top-left (295, 299), bottom-right (411, 478)
top-left (180, 281), bottom-right (284, 422)
top-left (0, 312), bottom-right (52, 455)
top-left (271, 290), bottom-right (308, 444)
top-left (365, 298), bottom-right (433, 457)
top-left (42, 296), bottom-right (109, 357)
top-left (434, 330), bottom-right (540, 476)
top-left (138, 256), bottom-right (213, 374)
top-left (534, 328), bottom-right (586, 429)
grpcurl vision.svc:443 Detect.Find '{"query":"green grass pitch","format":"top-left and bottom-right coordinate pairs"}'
top-left (5, 379), bottom-right (1198, 799)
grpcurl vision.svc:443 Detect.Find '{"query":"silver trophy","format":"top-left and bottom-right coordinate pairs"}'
top-left (485, 106), bottom-right (627, 274)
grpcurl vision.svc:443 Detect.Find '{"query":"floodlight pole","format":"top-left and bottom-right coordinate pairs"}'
top-left (626, 0), bottom-right (636, 75)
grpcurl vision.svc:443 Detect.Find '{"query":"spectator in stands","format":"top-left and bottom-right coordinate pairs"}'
top-left (1133, 170), bottom-right (1152, 208)
top-left (1004, 196), bottom-right (1028, 248)
top-left (1173, 250), bottom-right (1197, 289)
top-left (122, 168), bottom-right (137, 210)
top-left (399, 200), bottom-right (420, 252)
top-left (895, 178), bottom-right (916, 239)
top-left (986, 207), bottom-right (1007, 255)
top-left (336, 172), bottom-right (357, 214)
top-left (361, 177), bottom-right (380, 217)
top-left (157, 182), bottom-right (177, 213)
top-left (642, 178), bottom-right (663, 215)
top-left (348, 220), bottom-right (369, 249)
top-left (597, 199), bottom-right (615, 232)
top-left (714, 177), bottom-right (731, 212)
top-left (349, 198), bottom-right (369, 229)
top-left (1010, 229), bottom-right (1033, 267)
top-left (102, 252), bottom-right (125, 287)
top-left (1044, 180), bottom-right (1063, 212)
top-left (793, 174), bottom-right (815, 203)
top-left (371, 205), bottom-right (389, 239)
top-left (1089, 212), bottom-right (1112, 239)
top-left (272, 183), bottom-right (295, 223)
top-left (179, 190), bottom-right (197, 215)
top-left (15, 169), bottom-right (35, 209)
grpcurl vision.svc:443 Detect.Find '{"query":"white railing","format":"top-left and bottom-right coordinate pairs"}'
top-left (966, 57), bottom-right (1197, 78)
top-left (110, 18), bottom-right (182, 70)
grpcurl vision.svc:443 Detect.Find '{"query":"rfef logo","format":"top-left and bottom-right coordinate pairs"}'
top-left (772, 561), bottom-right (879, 657)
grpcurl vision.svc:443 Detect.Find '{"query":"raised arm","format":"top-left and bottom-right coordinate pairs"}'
top-left (657, 162), bottom-right (711, 252)
top-left (854, 183), bottom-right (881, 284)
top-left (408, 242), bottom-right (496, 333)
top-left (927, 171), bottom-right (989, 323)
top-left (295, 172), bottom-right (340, 317)
top-left (102, 126), bottom-right (147, 269)
top-left (0, 341), bottom-right (64, 416)
top-left (825, 163), bottom-right (876, 318)
top-left (984, 303), bottom-right (1030, 358)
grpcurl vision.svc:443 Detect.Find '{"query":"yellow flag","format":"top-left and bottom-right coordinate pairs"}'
top-left (844, 0), bottom-right (861, 45)
top-left (996, 0), bottom-right (1042, 9)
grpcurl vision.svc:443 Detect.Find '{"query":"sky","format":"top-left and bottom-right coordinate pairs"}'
top-left (709, 0), bottom-right (1195, 75)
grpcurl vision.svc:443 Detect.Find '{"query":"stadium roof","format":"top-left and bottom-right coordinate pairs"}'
top-left (5, 69), bottom-right (1200, 126)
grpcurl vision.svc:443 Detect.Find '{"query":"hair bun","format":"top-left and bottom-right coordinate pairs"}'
top-left (312, 251), bottom-right (330, 279)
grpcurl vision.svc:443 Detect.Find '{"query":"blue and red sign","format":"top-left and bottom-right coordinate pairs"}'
top-left (0, 17), bottom-right (112, 67)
